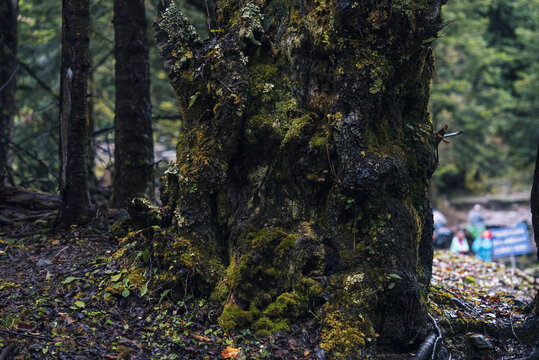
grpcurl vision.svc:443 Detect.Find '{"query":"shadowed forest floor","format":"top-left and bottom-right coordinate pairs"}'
top-left (0, 211), bottom-right (537, 359)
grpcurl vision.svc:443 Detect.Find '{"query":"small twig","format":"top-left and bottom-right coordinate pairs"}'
top-left (0, 64), bottom-right (18, 94)
top-left (0, 328), bottom-right (54, 341)
top-left (510, 311), bottom-right (521, 344)
top-left (90, 48), bottom-right (114, 75)
top-left (326, 144), bottom-right (341, 184)
top-left (3, 139), bottom-right (58, 180)
top-left (52, 245), bottom-right (70, 260)
top-left (91, 126), bottom-right (114, 137)
top-left (216, 77), bottom-right (233, 93)
top-left (204, 0), bottom-right (212, 33)
top-left (444, 131), bottom-right (463, 138)
top-left (18, 61), bottom-right (59, 99)
top-left (152, 114), bottom-right (182, 121)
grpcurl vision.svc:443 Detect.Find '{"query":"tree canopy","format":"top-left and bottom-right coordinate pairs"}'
top-left (431, 0), bottom-right (539, 194)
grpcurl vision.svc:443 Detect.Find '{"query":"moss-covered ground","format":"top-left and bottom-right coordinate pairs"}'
top-left (0, 211), bottom-right (537, 359)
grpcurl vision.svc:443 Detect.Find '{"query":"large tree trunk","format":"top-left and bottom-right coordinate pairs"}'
top-left (59, 0), bottom-right (92, 225)
top-left (152, 0), bottom-right (445, 354)
top-left (0, 0), bottom-right (18, 187)
top-left (112, 0), bottom-right (154, 207)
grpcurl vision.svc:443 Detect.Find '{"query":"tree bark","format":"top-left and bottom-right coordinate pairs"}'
top-left (59, 0), bottom-right (92, 225)
top-left (152, 0), bottom-right (445, 354)
top-left (0, 0), bottom-right (18, 187)
top-left (112, 0), bottom-right (154, 207)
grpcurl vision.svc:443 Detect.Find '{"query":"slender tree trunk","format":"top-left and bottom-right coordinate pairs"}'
top-left (0, 0), bottom-right (18, 187)
top-left (151, 0), bottom-right (445, 355)
top-left (112, 0), bottom-right (154, 207)
top-left (531, 145), bottom-right (539, 316)
top-left (518, 144), bottom-right (539, 343)
top-left (59, 0), bottom-right (92, 225)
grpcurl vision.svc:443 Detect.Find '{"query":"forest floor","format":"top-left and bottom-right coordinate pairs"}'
top-left (0, 210), bottom-right (538, 360)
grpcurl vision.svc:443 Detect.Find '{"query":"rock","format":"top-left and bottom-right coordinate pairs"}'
top-left (469, 334), bottom-right (494, 350)
top-left (236, 350), bottom-right (248, 360)
top-left (315, 347), bottom-right (326, 359)
top-left (36, 259), bottom-right (53, 268)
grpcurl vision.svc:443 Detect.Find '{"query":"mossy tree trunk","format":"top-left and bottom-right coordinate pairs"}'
top-left (59, 0), bottom-right (92, 225)
top-left (0, 0), bottom-right (17, 187)
top-left (112, 0), bottom-right (154, 207)
top-left (152, 0), bottom-right (445, 355)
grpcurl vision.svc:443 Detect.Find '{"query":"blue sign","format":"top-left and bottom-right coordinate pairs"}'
top-left (491, 222), bottom-right (531, 258)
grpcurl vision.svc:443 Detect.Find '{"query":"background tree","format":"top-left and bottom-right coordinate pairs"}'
top-left (0, 0), bottom-right (18, 186)
top-left (59, 0), bottom-right (92, 224)
top-left (431, 0), bottom-right (539, 194)
top-left (112, 0), bottom-right (154, 207)
top-left (150, 0), bottom-right (445, 354)
top-left (8, 0), bottom-right (181, 195)
top-left (531, 145), bottom-right (539, 316)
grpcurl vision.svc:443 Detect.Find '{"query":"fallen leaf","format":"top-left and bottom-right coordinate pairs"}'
top-left (288, 339), bottom-right (298, 350)
top-left (58, 312), bottom-right (75, 323)
top-left (62, 276), bottom-right (77, 284)
top-left (192, 334), bottom-right (211, 342)
top-left (221, 346), bottom-right (241, 359)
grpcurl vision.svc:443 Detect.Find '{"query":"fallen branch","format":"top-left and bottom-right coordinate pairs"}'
top-left (0, 187), bottom-right (59, 210)
top-left (7, 211), bottom-right (56, 222)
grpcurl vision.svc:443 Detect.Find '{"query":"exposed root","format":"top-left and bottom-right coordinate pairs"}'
top-left (412, 314), bottom-right (443, 360)
top-left (430, 314), bottom-right (443, 359)
top-left (412, 333), bottom-right (437, 360)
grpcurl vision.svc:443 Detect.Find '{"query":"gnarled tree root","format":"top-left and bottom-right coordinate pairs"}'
top-left (412, 333), bottom-right (437, 360)
top-left (413, 314), bottom-right (443, 360)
